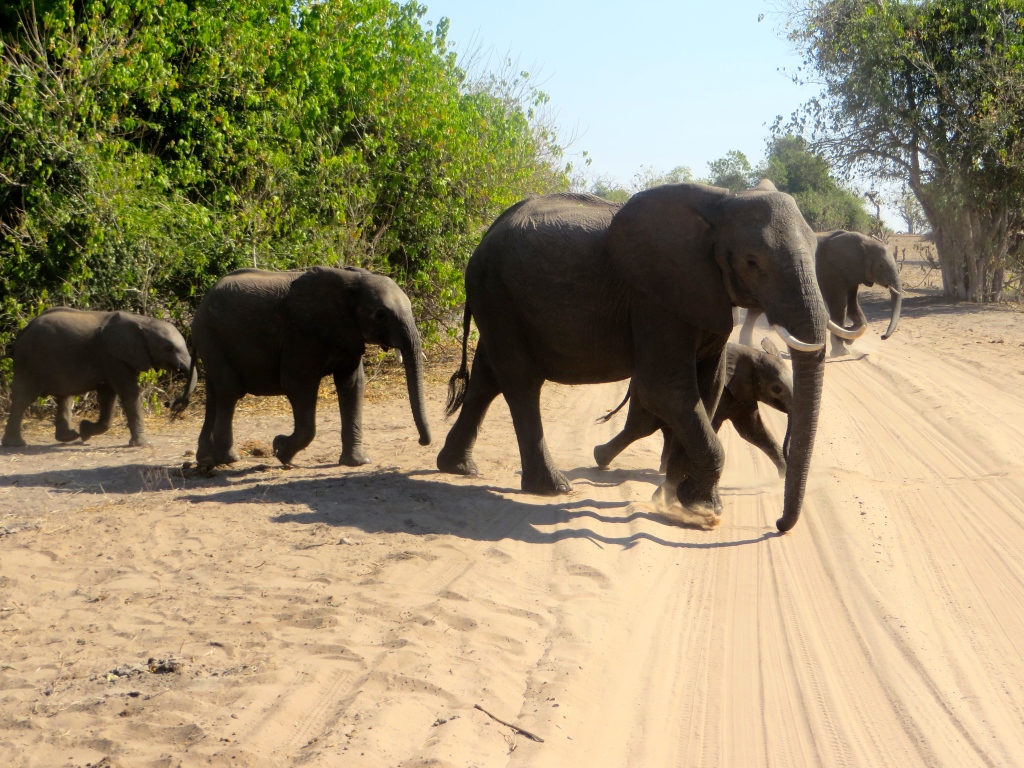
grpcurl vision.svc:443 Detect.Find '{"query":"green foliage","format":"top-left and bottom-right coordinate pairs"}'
top-left (705, 151), bottom-right (754, 193)
top-left (760, 135), bottom-right (871, 232)
top-left (787, 0), bottom-right (1024, 300)
top-left (0, 0), bottom-right (567, 406)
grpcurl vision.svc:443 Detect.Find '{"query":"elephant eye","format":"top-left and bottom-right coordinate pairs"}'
top-left (771, 385), bottom-right (783, 394)
top-left (745, 255), bottom-right (759, 270)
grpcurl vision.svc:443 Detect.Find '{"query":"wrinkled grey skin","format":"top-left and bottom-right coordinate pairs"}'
top-left (740, 230), bottom-right (902, 356)
top-left (191, 266), bottom-right (430, 467)
top-left (2, 308), bottom-right (195, 448)
top-left (438, 181), bottom-right (828, 532)
top-left (594, 341), bottom-right (793, 477)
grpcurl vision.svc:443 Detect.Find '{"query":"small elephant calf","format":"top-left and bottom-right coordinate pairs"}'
top-left (593, 341), bottom-right (793, 476)
top-left (2, 308), bottom-right (196, 448)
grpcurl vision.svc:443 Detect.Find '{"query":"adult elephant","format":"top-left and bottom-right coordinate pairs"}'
top-left (594, 340), bottom-right (792, 478)
top-left (438, 181), bottom-right (839, 533)
top-left (2, 308), bottom-right (196, 448)
top-left (739, 230), bottom-right (902, 355)
top-left (191, 266), bottom-right (430, 466)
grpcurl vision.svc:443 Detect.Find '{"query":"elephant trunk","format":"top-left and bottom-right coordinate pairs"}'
top-left (169, 356), bottom-right (198, 417)
top-left (882, 285), bottom-right (902, 340)
top-left (777, 346), bottom-right (825, 532)
top-left (396, 320), bottom-right (431, 446)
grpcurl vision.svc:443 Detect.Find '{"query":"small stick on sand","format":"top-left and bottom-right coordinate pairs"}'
top-left (474, 704), bottom-right (544, 743)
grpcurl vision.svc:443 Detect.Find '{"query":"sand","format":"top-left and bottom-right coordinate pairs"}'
top-left (3, 253), bottom-right (1024, 767)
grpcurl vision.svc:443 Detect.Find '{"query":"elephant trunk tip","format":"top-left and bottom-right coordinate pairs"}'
top-left (776, 512), bottom-right (799, 533)
top-left (419, 433), bottom-right (432, 447)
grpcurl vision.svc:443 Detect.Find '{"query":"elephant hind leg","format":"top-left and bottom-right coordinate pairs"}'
top-left (594, 387), bottom-right (663, 469)
top-left (437, 343), bottom-right (501, 477)
top-left (2, 378), bottom-right (35, 447)
top-left (54, 396), bottom-right (80, 442)
top-left (79, 386), bottom-right (115, 441)
top-left (196, 379), bottom-right (217, 463)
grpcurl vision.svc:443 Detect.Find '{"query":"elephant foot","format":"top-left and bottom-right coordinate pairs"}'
top-left (211, 448), bottom-right (241, 465)
top-left (272, 435), bottom-right (299, 465)
top-left (593, 443), bottom-right (615, 470)
top-left (521, 467), bottom-right (571, 496)
top-left (437, 446), bottom-right (478, 476)
top-left (2, 434), bottom-right (26, 448)
top-left (55, 427), bottom-right (80, 443)
top-left (829, 343), bottom-right (849, 357)
top-left (79, 420), bottom-right (112, 441)
top-left (339, 448), bottom-right (371, 467)
top-left (129, 436), bottom-right (153, 448)
top-left (651, 481), bottom-right (721, 529)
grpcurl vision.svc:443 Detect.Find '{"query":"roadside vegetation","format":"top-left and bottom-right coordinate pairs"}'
top-left (0, 0), bottom-right (571, 405)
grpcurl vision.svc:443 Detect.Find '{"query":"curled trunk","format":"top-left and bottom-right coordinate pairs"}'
top-left (169, 358), bottom-right (198, 417)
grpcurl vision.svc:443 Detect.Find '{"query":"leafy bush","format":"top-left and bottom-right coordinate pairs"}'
top-left (0, 0), bottom-right (568, 411)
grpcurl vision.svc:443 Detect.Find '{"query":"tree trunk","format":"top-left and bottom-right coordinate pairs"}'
top-left (917, 188), bottom-right (1009, 303)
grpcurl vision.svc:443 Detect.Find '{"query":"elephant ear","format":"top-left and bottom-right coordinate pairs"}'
top-left (761, 337), bottom-right (782, 358)
top-left (726, 347), bottom-right (755, 403)
top-left (284, 267), bottom-right (361, 348)
top-left (607, 184), bottom-right (734, 335)
top-left (101, 313), bottom-right (153, 372)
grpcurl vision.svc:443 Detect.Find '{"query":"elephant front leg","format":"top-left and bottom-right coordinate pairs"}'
top-left (730, 409), bottom-right (786, 477)
top-left (335, 364), bottom-right (370, 466)
top-left (503, 378), bottom-right (570, 495)
top-left (118, 379), bottom-right (152, 447)
top-left (54, 396), bottom-right (80, 442)
top-left (273, 379), bottom-right (319, 466)
top-left (79, 386), bottom-right (115, 441)
top-left (437, 344), bottom-right (501, 477)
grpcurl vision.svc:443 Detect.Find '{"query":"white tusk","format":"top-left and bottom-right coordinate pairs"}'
top-left (395, 350), bottom-right (404, 364)
top-left (772, 324), bottom-right (825, 352)
top-left (827, 320), bottom-right (866, 340)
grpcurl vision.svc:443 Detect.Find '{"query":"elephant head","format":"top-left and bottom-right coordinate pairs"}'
top-left (817, 230), bottom-right (902, 340)
top-left (102, 313), bottom-right (196, 411)
top-left (608, 180), bottom-right (828, 531)
top-left (352, 271), bottom-right (431, 446)
top-left (287, 267), bottom-right (431, 447)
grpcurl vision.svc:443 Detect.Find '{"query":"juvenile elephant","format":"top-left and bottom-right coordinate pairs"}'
top-left (593, 341), bottom-right (793, 477)
top-left (2, 308), bottom-right (196, 448)
top-left (740, 230), bottom-right (902, 355)
top-left (191, 266), bottom-right (430, 466)
top-left (438, 181), bottom-right (841, 532)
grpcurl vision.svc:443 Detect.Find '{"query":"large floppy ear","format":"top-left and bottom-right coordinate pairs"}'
top-left (726, 347), bottom-right (755, 402)
top-left (284, 267), bottom-right (362, 348)
top-left (607, 184), bottom-right (734, 335)
top-left (100, 312), bottom-right (154, 372)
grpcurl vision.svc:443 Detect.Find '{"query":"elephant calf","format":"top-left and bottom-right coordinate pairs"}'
top-left (2, 308), bottom-right (196, 448)
top-left (191, 266), bottom-right (430, 467)
top-left (593, 341), bottom-right (793, 477)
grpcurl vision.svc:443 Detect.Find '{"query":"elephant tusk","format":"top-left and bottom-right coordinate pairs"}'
top-left (772, 324), bottom-right (825, 352)
top-left (827, 320), bottom-right (867, 340)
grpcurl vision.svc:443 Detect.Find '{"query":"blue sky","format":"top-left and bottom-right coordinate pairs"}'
top-left (422, 0), bottom-right (819, 188)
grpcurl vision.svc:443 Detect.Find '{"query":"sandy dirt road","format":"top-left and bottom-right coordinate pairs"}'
top-left (2, 283), bottom-right (1024, 767)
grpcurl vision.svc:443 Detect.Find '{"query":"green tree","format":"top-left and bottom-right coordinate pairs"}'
top-left (759, 135), bottom-right (871, 232)
top-left (786, 0), bottom-right (1024, 301)
top-left (706, 150), bottom-right (754, 192)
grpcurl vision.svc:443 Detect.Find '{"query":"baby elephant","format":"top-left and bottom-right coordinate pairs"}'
top-left (594, 341), bottom-right (793, 476)
top-left (2, 308), bottom-right (196, 448)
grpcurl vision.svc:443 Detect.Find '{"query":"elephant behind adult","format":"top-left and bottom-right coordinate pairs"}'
top-left (2, 308), bottom-right (196, 448)
top-left (438, 181), bottom-right (835, 532)
top-left (740, 230), bottom-right (902, 355)
top-left (594, 340), bottom-right (792, 477)
top-left (191, 266), bottom-right (430, 466)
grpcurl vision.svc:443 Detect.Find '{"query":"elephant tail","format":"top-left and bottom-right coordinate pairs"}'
top-left (596, 387), bottom-right (631, 424)
top-left (444, 303), bottom-right (472, 418)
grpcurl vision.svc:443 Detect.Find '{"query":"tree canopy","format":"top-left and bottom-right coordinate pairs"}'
top-left (0, 0), bottom-right (569, 397)
top-left (786, 0), bottom-right (1024, 301)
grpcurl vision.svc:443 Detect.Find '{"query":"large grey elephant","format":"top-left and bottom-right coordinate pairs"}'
top-left (740, 229), bottom-right (902, 355)
top-left (437, 181), bottom-right (841, 532)
top-left (2, 308), bottom-right (196, 448)
top-left (190, 266), bottom-right (430, 466)
top-left (594, 340), bottom-right (792, 477)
